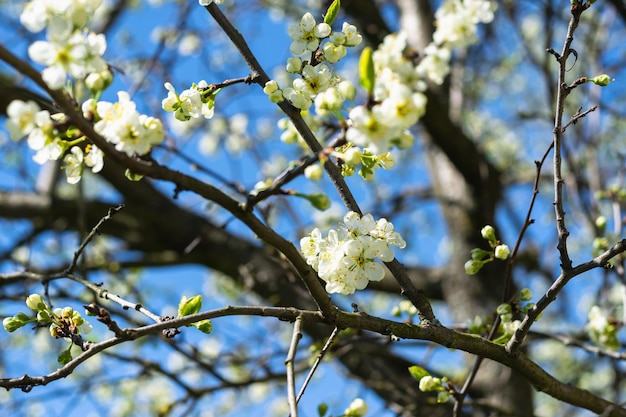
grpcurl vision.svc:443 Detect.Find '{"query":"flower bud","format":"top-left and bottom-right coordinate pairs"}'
top-left (85, 70), bottom-right (113, 94)
top-left (344, 398), bottom-right (369, 417)
top-left (589, 74), bottom-right (611, 87)
top-left (285, 57), bottom-right (302, 73)
top-left (419, 375), bottom-right (442, 392)
top-left (494, 244), bottom-right (510, 260)
top-left (437, 391), bottom-right (451, 403)
top-left (338, 80), bottom-right (356, 102)
top-left (304, 164), bottom-right (323, 181)
top-left (3, 315), bottom-right (28, 332)
top-left (464, 259), bottom-right (487, 275)
top-left (26, 294), bottom-right (46, 311)
top-left (307, 193), bottom-right (331, 211)
top-left (480, 225), bottom-right (496, 242)
top-left (519, 288), bottom-right (532, 302)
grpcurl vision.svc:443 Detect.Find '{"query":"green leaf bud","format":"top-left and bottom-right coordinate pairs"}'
top-left (125, 169), bottom-right (143, 181)
top-left (193, 319), bottom-right (213, 334)
top-left (307, 193), bottom-right (331, 211)
top-left (496, 303), bottom-right (512, 316)
top-left (358, 47), bottom-right (375, 95)
top-left (3, 315), bottom-right (28, 332)
top-left (37, 310), bottom-right (53, 323)
top-left (470, 248), bottom-right (491, 261)
top-left (317, 402), bottom-right (329, 417)
top-left (408, 365), bottom-right (430, 381)
top-left (323, 0), bottom-right (340, 25)
top-left (178, 295), bottom-right (203, 318)
top-left (58, 349), bottom-right (73, 365)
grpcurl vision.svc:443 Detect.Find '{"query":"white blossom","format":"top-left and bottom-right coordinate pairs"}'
top-left (287, 12), bottom-right (331, 56)
top-left (63, 146), bottom-right (84, 184)
top-left (344, 398), bottom-right (369, 417)
top-left (95, 91), bottom-right (164, 156)
top-left (6, 100), bottom-right (41, 140)
top-left (162, 81), bottom-right (215, 121)
top-left (300, 212), bottom-right (405, 295)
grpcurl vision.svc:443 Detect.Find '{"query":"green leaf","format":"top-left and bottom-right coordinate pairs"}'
top-left (58, 349), bottom-right (73, 365)
top-left (324, 0), bottom-right (340, 25)
top-left (125, 169), bottom-right (143, 181)
top-left (408, 365), bottom-right (430, 382)
top-left (358, 47), bottom-right (375, 95)
top-left (193, 319), bottom-right (213, 334)
top-left (317, 402), bottom-right (329, 417)
top-left (178, 295), bottom-right (203, 318)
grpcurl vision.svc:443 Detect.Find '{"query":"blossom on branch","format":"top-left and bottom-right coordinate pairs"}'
top-left (300, 212), bottom-right (406, 295)
top-left (93, 92), bottom-right (164, 156)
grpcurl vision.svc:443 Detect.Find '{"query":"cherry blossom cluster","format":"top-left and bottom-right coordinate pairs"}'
top-left (6, 99), bottom-right (105, 184)
top-left (417, 0), bottom-right (496, 84)
top-left (586, 306), bottom-right (619, 350)
top-left (270, 0), bottom-right (494, 182)
top-left (345, 0), bottom-right (494, 177)
top-left (161, 81), bottom-right (216, 122)
top-left (83, 92), bottom-right (165, 157)
top-left (3, 294), bottom-right (92, 365)
top-left (300, 211), bottom-right (406, 295)
top-left (8, 0), bottom-right (168, 184)
top-left (21, 0), bottom-right (110, 90)
top-left (263, 12), bottom-right (362, 111)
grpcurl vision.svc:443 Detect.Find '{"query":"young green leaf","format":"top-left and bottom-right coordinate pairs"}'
top-left (178, 295), bottom-right (203, 317)
top-left (324, 0), bottom-right (340, 25)
top-left (317, 402), bottom-right (329, 417)
top-left (358, 46), bottom-right (375, 95)
top-left (408, 365), bottom-right (430, 381)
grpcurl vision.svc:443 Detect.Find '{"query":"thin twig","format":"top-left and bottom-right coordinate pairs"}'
top-left (67, 204), bottom-right (124, 274)
top-left (67, 273), bottom-right (162, 323)
top-left (507, 239), bottom-right (626, 353)
top-left (295, 326), bottom-right (339, 404)
top-left (552, 2), bottom-right (588, 272)
top-left (285, 315), bottom-right (303, 417)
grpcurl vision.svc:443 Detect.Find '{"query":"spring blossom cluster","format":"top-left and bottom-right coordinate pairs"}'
top-left (7, 0), bottom-right (166, 184)
top-left (21, 0), bottom-right (109, 90)
top-left (417, 0), bottom-right (496, 84)
top-left (346, 0), bottom-right (495, 172)
top-left (300, 212), bottom-right (406, 295)
top-left (263, 12), bottom-right (363, 111)
top-left (162, 81), bottom-right (216, 122)
top-left (268, 0), bottom-right (495, 181)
